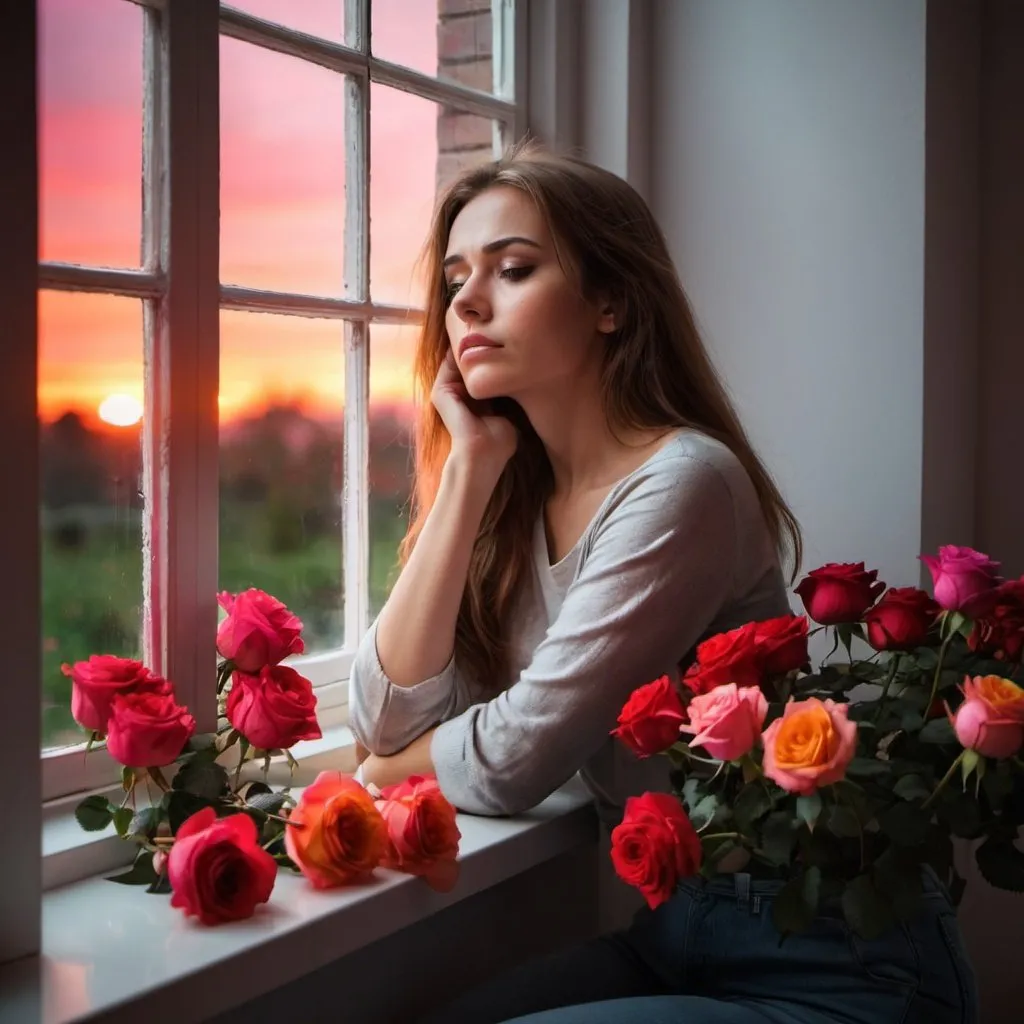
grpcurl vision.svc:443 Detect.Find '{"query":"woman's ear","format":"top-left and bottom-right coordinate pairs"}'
top-left (596, 298), bottom-right (622, 335)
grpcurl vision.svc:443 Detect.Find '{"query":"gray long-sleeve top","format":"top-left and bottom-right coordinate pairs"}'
top-left (349, 430), bottom-right (792, 826)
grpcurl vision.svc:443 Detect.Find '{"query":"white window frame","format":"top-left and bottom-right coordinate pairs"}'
top-left (40, 0), bottom-right (525, 804)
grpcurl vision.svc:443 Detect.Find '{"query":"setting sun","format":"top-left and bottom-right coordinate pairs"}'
top-left (98, 393), bottom-right (143, 427)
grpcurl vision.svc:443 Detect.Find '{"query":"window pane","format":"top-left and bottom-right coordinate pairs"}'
top-left (370, 84), bottom-right (497, 305)
top-left (40, 291), bottom-right (144, 751)
top-left (373, 0), bottom-right (498, 95)
top-left (220, 37), bottom-right (348, 296)
top-left (39, 0), bottom-right (143, 268)
top-left (224, 0), bottom-right (346, 42)
top-left (369, 324), bottom-right (416, 617)
top-left (219, 310), bottom-right (344, 656)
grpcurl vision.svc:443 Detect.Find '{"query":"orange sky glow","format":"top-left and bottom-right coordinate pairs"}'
top-left (39, 0), bottom-right (459, 427)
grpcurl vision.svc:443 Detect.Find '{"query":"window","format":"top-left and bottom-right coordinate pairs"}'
top-left (39, 0), bottom-right (523, 802)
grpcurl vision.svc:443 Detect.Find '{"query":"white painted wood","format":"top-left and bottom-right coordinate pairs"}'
top-left (0, 0), bottom-right (41, 966)
top-left (344, 320), bottom-right (371, 647)
top-left (525, 0), bottom-right (581, 151)
top-left (345, 0), bottom-right (368, 52)
top-left (38, 262), bottom-right (164, 298)
top-left (220, 284), bottom-right (423, 322)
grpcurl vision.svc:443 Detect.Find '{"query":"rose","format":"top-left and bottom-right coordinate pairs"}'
top-left (611, 676), bottom-right (687, 757)
top-left (216, 588), bottom-right (305, 673)
top-left (610, 792), bottom-right (702, 910)
top-left (794, 563), bottom-right (885, 625)
top-left (105, 689), bottom-right (196, 767)
top-left (753, 615), bottom-right (809, 676)
top-left (679, 684), bottom-right (768, 762)
top-left (863, 587), bottom-right (939, 651)
top-left (285, 771), bottom-right (388, 889)
top-left (374, 775), bottom-right (461, 892)
top-left (168, 808), bottom-right (276, 925)
top-left (683, 623), bottom-right (762, 696)
top-left (969, 578), bottom-right (1024, 663)
top-left (951, 676), bottom-right (1024, 759)
top-left (225, 665), bottom-right (321, 751)
top-left (61, 655), bottom-right (170, 734)
top-left (919, 545), bottom-right (1002, 615)
top-left (761, 698), bottom-right (857, 795)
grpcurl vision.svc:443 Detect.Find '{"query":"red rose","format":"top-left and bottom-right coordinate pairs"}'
top-left (61, 655), bottom-right (170, 734)
top-left (611, 676), bottom-right (687, 757)
top-left (794, 562), bottom-right (885, 625)
top-left (610, 793), bottom-right (702, 909)
top-left (969, 577), bottom-right (1024, 664)
top-left (683, 623), bottom-right (762, 695)
top-left (374, 775), bottom-right (462, 892)
top-left (168, 808), bottom-right (277, 925)
top-left (105, 689), bottom-right (196, 768)
top-left (862, 587), bottom-right (939, 651)
top-left (216, 588), bottom-right (305, 673)
top-left (753, 615), bottom-right (810, 675)
top-left (225, 665), bottom-right (322, 751)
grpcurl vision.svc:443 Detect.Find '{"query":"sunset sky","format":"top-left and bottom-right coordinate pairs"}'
top-left (38, 0), bottom-right (482, 426)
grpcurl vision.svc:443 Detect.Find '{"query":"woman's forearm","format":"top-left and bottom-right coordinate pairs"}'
top-left (375, 454), bottom-right (497, 687)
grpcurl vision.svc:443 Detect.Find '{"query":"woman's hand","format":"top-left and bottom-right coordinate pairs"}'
top-left (431, 349), bottom-right (518, 476)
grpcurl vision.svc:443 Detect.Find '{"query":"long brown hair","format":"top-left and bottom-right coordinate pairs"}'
top-left (400, 141), bottom-right (801, 693)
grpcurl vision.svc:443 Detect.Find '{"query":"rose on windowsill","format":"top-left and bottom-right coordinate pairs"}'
top-left (66, 587), bottom-right (461, 924)
top-left (610, 546), bottom-right (1024, 941)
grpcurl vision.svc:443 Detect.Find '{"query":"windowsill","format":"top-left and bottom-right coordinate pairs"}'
top-left (9, 778), bottom-right (598, 1024)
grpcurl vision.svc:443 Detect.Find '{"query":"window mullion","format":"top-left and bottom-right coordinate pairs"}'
top-left (143, 0), bottom-right (220, 731)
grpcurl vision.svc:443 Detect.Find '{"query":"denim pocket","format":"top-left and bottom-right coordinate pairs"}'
top-left (935, 911), bottom-right (980, 1024)
top-left (845, 920), bottom-right (921, 993)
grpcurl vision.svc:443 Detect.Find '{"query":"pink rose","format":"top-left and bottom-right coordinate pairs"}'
top-left (679, 684), bottom-right (768, 761)
top-left (225, 665), bottom-right (322, 751)
top-left (950, 675), bottom-right (1024, 759)
top-left (919, 545), bottom-right (1002, 615)
top-left (794, 563), bottom-right (885, 625)
top-left (761, 698), bottom-right (857, 795)
top-left (61, 655), bottom-right (170, 734)
top-left (105, 689), bottom-right (196, 768)
top-left (216, 588), bottom-right (305, 673)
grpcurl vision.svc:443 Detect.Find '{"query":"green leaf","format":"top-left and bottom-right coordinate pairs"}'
top-left (112, 807), bottom-right (134, 837)
top-left (681, 777), bottom-right (702, 810)
top-left (771, 868), bottom-right (821, 937)
top-left (846, 757), bottom-right (892, 780)
top-left (247, 791), bottom-right (288, 816)
top-left (127, 806), bottom-right (162, 838)
top-left (872, 848), bottom-right (924, 920)
top-left (165, 790), bottom-right (212, 834)
top-left (960, 748), bottom-right (981, 785)
top-left (877, 803), bottom-right (930, 847)
top-left (841, 874), bottom-right (896, 940)
top-left (121, 765), bottom-right (136, 792)
top-left (173, 757), bottom-right (229, 801)
top-left (75, 795), bottom-right (114, 832)
top-left (899, 710), bottom-right (925, 732)
top-left (184, 732), bottom-right (217, 755)
top-left (826, 803), bottom-right (862, 839)
top-left (733, 784), bottom-right (772, 831)
top-left (759, 811), bottom-right (797, 866)
top-left (975, 837), bottom-right (1024, 892)
top-left (107, 851), bottom-right (158, 886)
top-left (936, 791), bottom-right (983, 839)
top-left (796, 792), bottom-right (823, 832)
top-left (690, 793), bottom-right (719, 830)
top-left (892, 773), bottom-right (932, 802)
top-left (981, 761), bottom-right (1014, 811)
top-left (146, 873), bottom-right (173, 896)
top-left (918, 718), bottom-right (956, 745)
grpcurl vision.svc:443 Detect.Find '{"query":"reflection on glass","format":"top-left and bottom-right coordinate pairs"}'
top-left (219, 310), bottom-right (345, 653)
top-left (225, 0), bottom-right (345, 41)
top-left (372, 0), bottom-right (496, 95)
top-left (368, 324), bottom-right (417, 617)
top-left (39, 0), bottom-right (143, 268)
top-left (370, 84), bottom-right (496, 305)
top-left (39, 291), bottom-right (144, 750)
top-left (220, 36), bottom-right (347, 296)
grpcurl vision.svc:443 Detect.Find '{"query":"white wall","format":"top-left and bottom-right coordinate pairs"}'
top-left (651, 0), bottom-right (928, 592)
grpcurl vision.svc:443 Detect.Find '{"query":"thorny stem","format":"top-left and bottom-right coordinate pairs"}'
top-left (922, 751), bottom-right (966, 811)
top-left (927, 629), bottom-right (957, 715)
top-left (872, 655), bottom-right (901, 721)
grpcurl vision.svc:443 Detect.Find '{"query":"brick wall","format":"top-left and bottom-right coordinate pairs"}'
top-left (436, 0), bottom-right (494, 190)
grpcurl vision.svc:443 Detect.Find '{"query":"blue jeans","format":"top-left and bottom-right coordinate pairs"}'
top-left (419, 870), bottom-right (978, 1024)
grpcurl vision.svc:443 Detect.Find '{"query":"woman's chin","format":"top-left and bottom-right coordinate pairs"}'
top-left (463, 367), bottom-right (514, 403)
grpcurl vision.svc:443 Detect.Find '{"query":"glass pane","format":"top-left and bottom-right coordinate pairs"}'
top-left (224, 0), bottom-right (346, 42)
top-left (369, 324), bottom-right (416, 617)
top-left (370, 84), bottom-right (496, 305)
top-left (220, 36), bottom-right (347, 296)
top-left (39, 0), bottom-right (143, 268)
top-left (373, 0), bottom-right (497, 94)
top-left (220, 310), bottom-right (344, 655)
top-left (40, 291), bottom-right (144, 751)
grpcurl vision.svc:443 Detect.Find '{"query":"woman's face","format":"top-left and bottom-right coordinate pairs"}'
top-left (443, 186), bottom-right (611, 402)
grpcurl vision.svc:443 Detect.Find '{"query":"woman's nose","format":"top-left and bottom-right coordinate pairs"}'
top-left (451, 275), bottom-right (490, 322)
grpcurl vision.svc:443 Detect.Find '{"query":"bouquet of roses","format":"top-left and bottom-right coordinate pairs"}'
top-left (65, 588), bottom-right (461, 925)
top-left (610, 546), bottom-right (1024, 940)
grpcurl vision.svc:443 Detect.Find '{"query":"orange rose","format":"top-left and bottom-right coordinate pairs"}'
top-left (964, 674), bottom-right (1024, 721)
top-left (285, 771), bottom-right (387, 889)
top-left (761, 698), bottom-right (857, 795)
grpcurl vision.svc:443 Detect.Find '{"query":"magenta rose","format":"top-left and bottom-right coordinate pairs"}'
top-left (216, 588), bottom-right (305, 673)
top-left (105, 689), bottom-right (196, 768)
top-left (61, 655), bottom-right (170, 734)
top-left (863, 587), bottom-right (939, 651)
top-left (794, 563), bottom-right (885, 625)
top-left (679, 684), bottom-right (768, 761)
top-left (919, 545), bottom-right (1002, 616)
top-left (225, 665), bottom-right (322, 751)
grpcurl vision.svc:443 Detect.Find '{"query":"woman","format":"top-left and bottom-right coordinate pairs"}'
top-left (348, 144), bottom-right (977, 1023)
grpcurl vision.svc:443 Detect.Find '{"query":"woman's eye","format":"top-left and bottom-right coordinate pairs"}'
top-left (500, 265), bottom-right (534, 283)
top-left (445, 281), bottom-right (463, 304)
